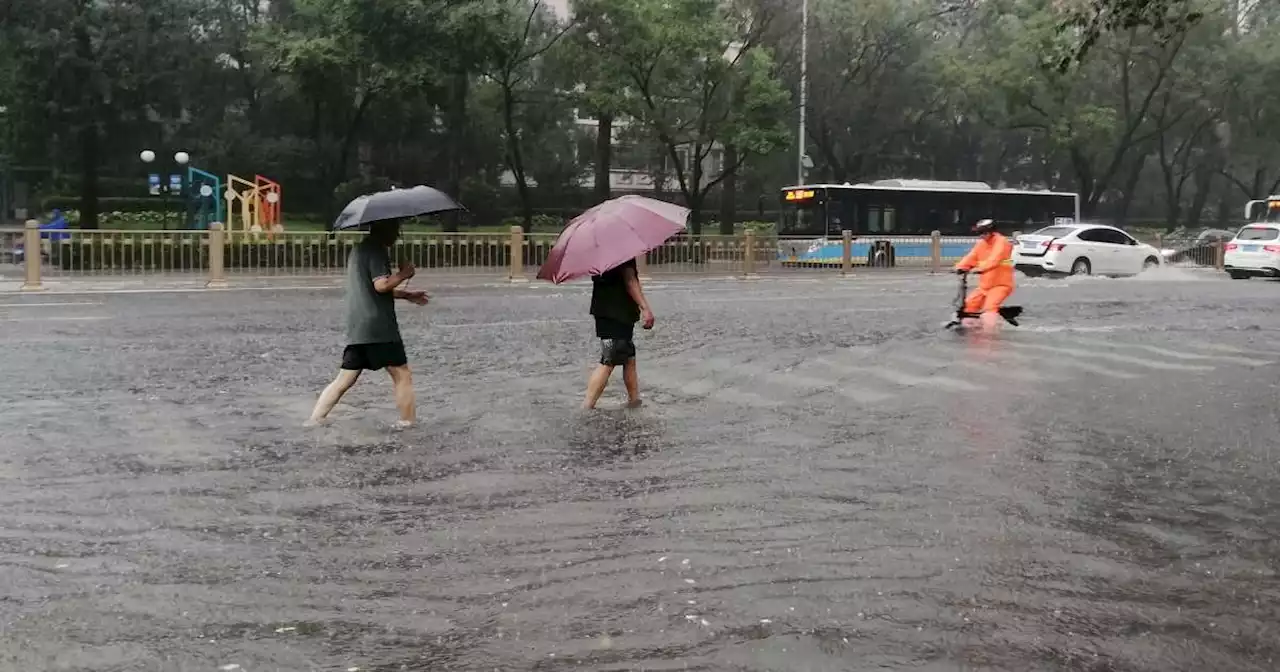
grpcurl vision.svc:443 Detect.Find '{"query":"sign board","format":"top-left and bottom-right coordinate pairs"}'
top-left (1053, 217), bottom-right (1074, 226)
top-left (784, 189), bottom-right (816, 202)
top-left (148, 174), bottom-right (161, 196)
top-left (169, 174), bottom-right (182, 194)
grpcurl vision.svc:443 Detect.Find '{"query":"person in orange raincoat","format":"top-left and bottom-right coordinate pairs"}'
top-left (954, 219), bottom-right (1014, 330)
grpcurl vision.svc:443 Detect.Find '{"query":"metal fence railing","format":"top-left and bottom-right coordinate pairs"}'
top-left (38, 229), bottom-right (212, 279)
top-left (1147, 233), bottom-right (1224, 268)
top-left (2, 222), bottom-right (1229, 290)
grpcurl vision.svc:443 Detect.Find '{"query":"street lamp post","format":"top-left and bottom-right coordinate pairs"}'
top-left (140, 149), bottom-right (190, 229)
top-left (798, 0), bottom-right (809, 185)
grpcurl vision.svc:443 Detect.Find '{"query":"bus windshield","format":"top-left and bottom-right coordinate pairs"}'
top-left (779, 188), bottom-right (831, 236)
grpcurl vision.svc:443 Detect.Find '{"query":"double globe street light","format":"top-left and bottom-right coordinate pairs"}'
top-left (140, 149), bottom-right (190, 229)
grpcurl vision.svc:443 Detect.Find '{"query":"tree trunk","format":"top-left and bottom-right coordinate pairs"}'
top-left (1186, 166), bottom-right (1214, 230)
top-left (443, 72), bottom-right (469, 232)
top-left (73, 4), bottom-right (99, 230)
top-left (718, 145), bottom-right (738, 235)
top-left (687, 198), bottom-right (703, 236)
top-left (593, 113), bottom-right (612, 204)
top-left (78, 124), bottom-right (100, 229)
top-left (501, 82), bottom-right (532, 230)
top-left (1114, 154), bottom-right (1146, 227)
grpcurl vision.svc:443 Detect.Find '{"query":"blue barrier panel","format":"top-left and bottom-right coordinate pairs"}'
top-left (775, 240), bottom-right (973, 263)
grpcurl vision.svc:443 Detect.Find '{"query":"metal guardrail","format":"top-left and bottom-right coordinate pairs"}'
top-left (6, 222), bottom-right (1224, 290)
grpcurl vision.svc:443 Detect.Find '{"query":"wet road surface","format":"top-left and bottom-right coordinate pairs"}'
top-left (1, 268), bottom-right (1279, 671)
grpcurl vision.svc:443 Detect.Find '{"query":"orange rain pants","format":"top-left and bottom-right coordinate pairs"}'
top-left (954, 232), bottom-right (1015, 314)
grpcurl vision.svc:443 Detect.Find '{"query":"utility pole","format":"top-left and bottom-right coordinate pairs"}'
top-left (797, 0), bottom-right (808, 185)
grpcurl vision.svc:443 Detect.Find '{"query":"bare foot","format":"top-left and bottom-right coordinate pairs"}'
top-left (626, 399), bottom-right (643, 409)
top-left (303, 418), bottom-right (328, 428)
top-left (392, 419), bottom-right (415, 430)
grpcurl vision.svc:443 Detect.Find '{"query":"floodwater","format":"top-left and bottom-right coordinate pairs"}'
top-left (1, 270), bottom-right (1278, 671)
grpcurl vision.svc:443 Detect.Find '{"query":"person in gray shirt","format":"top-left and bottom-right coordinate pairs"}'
top-left (307, 219), bottom-right (429, 427)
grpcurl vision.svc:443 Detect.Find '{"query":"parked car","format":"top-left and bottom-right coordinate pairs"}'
top-left (1223, 224), bottom-right (1280, 279)
top-left (1013, 224), bottom-right (1161, 277)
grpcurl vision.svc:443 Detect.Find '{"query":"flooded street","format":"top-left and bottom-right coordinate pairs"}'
top-left (2, 270), bottom-right (1278, 671)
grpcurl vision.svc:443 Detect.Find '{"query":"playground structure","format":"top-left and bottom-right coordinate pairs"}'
top-left (224, 173), bottom-right (283, 238)
top-left (185, 167), bottom-right (224, 230)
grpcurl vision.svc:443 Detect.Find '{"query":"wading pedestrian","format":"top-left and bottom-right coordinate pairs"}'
top-left (582, 257), bottom-right (655, 410)
top-left (307, 218), bottom-right (429, 427)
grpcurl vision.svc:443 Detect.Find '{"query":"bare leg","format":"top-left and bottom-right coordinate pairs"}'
top-left (622, 359), bottom-right (641, 407)
top-left (583, 364), bottom-right (615, 409)
top-left (307, 369), bottom-right (361, 425)
top-left (387, 365), bottom-right (416, 426)
top-left (980, 310), bottom-right (1001, 332)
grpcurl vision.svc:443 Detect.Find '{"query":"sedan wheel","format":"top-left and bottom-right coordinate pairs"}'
top-left (1070, 258), bottom-right (1092, 276)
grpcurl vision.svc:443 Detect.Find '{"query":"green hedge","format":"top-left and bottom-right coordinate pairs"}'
top-left (42, 196), bottom-right (168, 214)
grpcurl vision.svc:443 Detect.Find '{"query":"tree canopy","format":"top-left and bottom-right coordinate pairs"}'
top-left (1, 0), bottom-right (1272, 232)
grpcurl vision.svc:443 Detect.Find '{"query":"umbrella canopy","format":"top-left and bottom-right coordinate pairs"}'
top-left (536, 195), bottom-right (690, 284)
top-left (333, 185), bottom-right (465, 230)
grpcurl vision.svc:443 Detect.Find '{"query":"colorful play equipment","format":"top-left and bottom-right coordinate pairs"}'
top-left (256, 175), bottom-right (282, 229)
top-left (224, 173), bottom-right (284, 238)
top-left (185, 167), bottom-right (224, 229)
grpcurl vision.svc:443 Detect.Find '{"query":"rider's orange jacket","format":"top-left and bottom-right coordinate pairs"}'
top-left (955, 233), bottom-right (1015, 289)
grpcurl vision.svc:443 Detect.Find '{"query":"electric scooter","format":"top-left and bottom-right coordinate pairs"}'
top-left (943, 271), bottom-right (1022, 330)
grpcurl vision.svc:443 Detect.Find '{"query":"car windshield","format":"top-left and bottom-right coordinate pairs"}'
top-left (1236, 227), bottom-right (1280, 241)
top-left (1031, 226), bottom-right (1076, 238)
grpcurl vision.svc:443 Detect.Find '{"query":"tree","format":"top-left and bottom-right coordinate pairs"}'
top-left (1051, 0), bottom-right (1204, 71)
top-left (6, 0), bottom-right (215, 228)
top-left (801, 0), bottom-right (947, 183)
top-left (585, 0), bottom-right (790, 234)
top-left (566, 0), bottom-right (637, 205)
top-left (483, 0), bottom-right (574, 230)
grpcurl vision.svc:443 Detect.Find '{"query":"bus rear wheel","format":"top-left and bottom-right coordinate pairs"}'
top-left (867, 242), bottom-right (896, 268)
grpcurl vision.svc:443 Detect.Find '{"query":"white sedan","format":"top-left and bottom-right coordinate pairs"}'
top-left (1013, 224), bottom-right (1161, 277)
top-left (1224, 224), bottom-right (1280, 279)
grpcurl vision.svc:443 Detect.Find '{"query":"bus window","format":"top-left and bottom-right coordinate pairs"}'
top-left (867, 206), bottom-right (897, 233)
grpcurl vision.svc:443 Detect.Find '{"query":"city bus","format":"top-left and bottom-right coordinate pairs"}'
top-left (778, 179), bottom-right (1080, 266)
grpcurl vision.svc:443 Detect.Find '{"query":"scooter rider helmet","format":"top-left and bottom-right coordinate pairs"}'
top-left (972, 218), bottom-right (996, 235)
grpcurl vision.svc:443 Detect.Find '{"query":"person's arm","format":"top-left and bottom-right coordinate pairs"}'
top-left (954, 245), bottom-right (978, 272)
top-left (393, 286), bottom-right (430, 304)
top-left (623, 266), bottom-right (655, 327)
top-left (372, 256), bottom-right (415, 294)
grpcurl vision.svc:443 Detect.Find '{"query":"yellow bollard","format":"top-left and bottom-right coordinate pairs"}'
top-left (840, 229), bottom-right (853, 277)
top-left (207, 222), bottom-right (228, 288)
top-left (508, 226), bottom-right (529, 283)
top-left (930, 230), bottom-right (942, 275)
top-left (742, 229), bottom-right (757, 279)
top-left (21, 220), bottom-right (43, 292)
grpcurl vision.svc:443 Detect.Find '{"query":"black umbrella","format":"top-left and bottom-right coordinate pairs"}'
top-left (332, 185), bottom-right (466, 230)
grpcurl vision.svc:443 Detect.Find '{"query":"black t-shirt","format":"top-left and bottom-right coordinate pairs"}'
top-left (590, 259), bottom-right (640, 324)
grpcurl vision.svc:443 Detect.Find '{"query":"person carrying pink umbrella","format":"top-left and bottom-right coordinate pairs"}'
top-left (537, 195), bottom-right (689, 409)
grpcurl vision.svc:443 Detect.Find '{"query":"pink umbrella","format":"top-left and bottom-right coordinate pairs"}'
top-left (536, 195), bottom-right (690, 284)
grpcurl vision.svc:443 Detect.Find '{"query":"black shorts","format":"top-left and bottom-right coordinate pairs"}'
top-left (595, 318), bottom-right (636, 366)
top-left (342, 342), bottom-right (408, 371)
